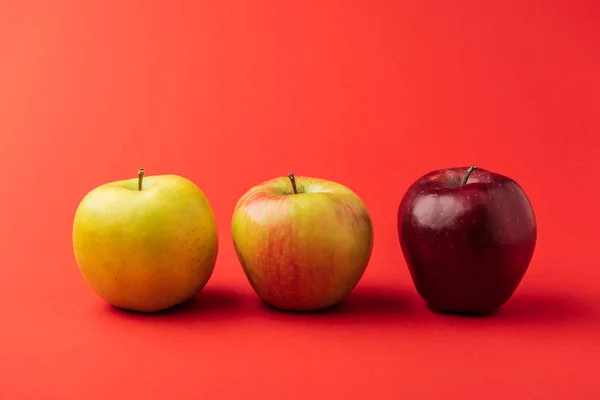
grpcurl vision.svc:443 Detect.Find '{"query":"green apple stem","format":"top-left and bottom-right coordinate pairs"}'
top-left (288, 173), bottom-right (298, 194)
top-left (138, 168), bottom-right (145, 191)
top-left (461, 165), bottom-right (477, 186)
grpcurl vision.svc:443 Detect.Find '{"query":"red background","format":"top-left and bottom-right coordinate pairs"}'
top-left (1, 1), bottom-right (599, 398)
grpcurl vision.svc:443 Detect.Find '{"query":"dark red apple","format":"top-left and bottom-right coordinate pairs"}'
top-left (397, 165), bottom-right (537, 314)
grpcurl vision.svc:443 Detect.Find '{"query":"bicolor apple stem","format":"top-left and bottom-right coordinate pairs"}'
top-left (138, 168), bottom-right (145, 191)
top-left (288, 173), bottom-right (298, 194)
top-left (461, 165), bottom-right (477, 186)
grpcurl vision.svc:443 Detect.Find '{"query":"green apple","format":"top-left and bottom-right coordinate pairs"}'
top-left (72, 169), bottom-right (219, 313)
top-left (231, 173), bottom-right (374, 311)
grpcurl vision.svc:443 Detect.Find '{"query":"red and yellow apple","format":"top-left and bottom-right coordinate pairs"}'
top-left (72, 169), bottom-right (219, 312)
top-left (231, 173), bottom-right (374, 311)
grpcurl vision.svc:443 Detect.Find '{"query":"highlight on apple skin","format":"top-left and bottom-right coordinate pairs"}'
top-left (72, 169), bottom-right (219, 313)
top-left (397, 165), bottom-right (537, 315)
top-left (231, 173), bottom-right (374, 312)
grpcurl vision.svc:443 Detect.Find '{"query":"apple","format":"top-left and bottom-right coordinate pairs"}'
top-left (397, 165), bottom-right (537, 314)
top-left (231, 173), bottom-right (374, 311)
top-left (72, 169), bottom-right (219, 313)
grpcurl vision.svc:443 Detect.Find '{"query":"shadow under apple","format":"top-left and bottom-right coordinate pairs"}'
top-left (423, 288), bottom-right (598, 327)
top-left (259, 285), bottom-right (418, 324)
top-left (492, 290), bottom-right (598, 325)
top-left (104, 285), bottom-right (247, 321)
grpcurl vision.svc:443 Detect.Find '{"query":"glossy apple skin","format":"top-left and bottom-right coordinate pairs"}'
top-left (398, 167), bottom-right (537, 314)
top-left (232, 176), bottom-right (374, 312)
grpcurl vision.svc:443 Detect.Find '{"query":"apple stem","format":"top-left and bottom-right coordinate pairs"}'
top-left (138, 168), bottom-right (145, 191)
top-left (461, 165), bottom-right (477, 186)
top-left (288, 173), bottom-right (298, 194)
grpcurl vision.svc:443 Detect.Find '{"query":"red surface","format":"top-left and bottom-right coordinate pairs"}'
top-left (1, 1), bottom-right (599, 398)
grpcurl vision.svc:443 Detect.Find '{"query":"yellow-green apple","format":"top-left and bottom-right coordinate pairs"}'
top-left (231, 173), bottom-right (374, 311)
top-left (398, 165), bottom-right (537, 314)
top-left (72, 169), bottom-right (218, 312)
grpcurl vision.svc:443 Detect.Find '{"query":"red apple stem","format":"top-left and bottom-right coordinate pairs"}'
top-left (138, 168), bottom-right (145, 191)
top-left (288, 173), bottom-right (298, 194)
top-left (461, 165), bottom-right (477, 186)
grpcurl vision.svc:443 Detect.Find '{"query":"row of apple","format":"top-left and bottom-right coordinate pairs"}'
top-left (72, 165), bottom-right (537, 315)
